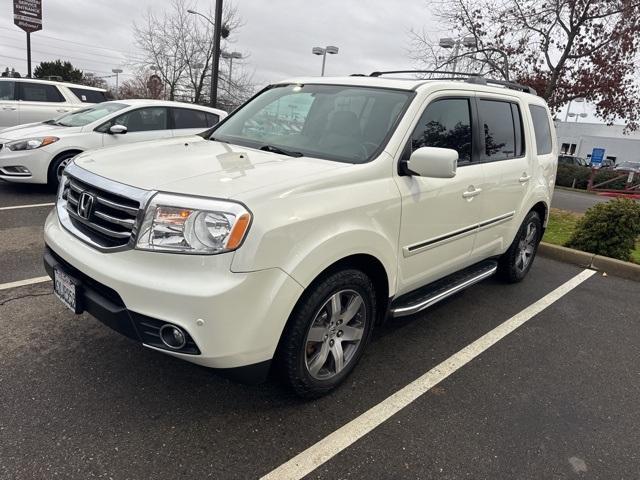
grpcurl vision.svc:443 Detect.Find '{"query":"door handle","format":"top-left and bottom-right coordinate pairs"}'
top-left (462, 187), bottom-right (482, 199)
top-left (2, 106), bottom-right (17, 111)
top-left (519, 174), bottom-right (531, 183)
top-left (56, 109), bottom-right (69, 113)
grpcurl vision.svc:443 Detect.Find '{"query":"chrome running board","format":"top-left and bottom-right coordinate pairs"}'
top-left (390, 260), bottom-right (498, 318)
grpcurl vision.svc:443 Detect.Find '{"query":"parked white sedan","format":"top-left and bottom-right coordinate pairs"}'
top-left (0, 99), bottom-right (227, 186)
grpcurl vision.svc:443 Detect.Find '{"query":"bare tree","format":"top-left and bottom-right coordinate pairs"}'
top-left (411, 0), bottom-right (640, 130)
top-left (132, 0), bottom-right (253, 106)
top-left (118, 68), bottom-right (165, 99)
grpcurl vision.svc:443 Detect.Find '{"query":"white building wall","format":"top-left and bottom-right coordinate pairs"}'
top-left (555, 121), bottom-right (640, 164)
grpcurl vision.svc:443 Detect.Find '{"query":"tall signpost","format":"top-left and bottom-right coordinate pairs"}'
top-left (587, 147), bottom-right (605, 191)
top-left (13, 0), bottom-right (42, 78)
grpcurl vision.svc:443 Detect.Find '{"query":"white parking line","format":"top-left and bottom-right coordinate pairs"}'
top-left (0, 276), bottom-right (51, 291)
top-left (261, 268), bottom-right (597, 480)
top-left (0, 202), bottom-right (55, 211)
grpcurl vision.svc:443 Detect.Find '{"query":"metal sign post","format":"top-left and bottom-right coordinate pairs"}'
top-left (13, 0), bottom-right (43, 77)
top-left (587, 147), bottom-right (606, 191)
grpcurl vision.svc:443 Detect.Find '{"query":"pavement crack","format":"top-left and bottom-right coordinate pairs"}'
top-left (0, 292), bottom-right (53, 306)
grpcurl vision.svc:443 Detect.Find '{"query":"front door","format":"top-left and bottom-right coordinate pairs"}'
top-left (395, 93), bottom-right (485, 295)
top-left (100, 107), bottom-right (173, 147)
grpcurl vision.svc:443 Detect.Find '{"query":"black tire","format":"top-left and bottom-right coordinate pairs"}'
top-left (498, 210), bottom-right (542, 283)
top-left (278, 269), bottom-right (376, 398)
top-left (47, 152), bottom-right (78, 189)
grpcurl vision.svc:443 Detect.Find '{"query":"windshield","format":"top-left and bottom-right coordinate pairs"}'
top-left (52, 102), bottom-right (127, 127)
top-left (209, 84), bottom-right (413, 163)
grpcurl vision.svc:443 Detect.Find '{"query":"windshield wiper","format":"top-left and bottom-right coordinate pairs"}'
top-left (259, 144), bottom-right (303, 157)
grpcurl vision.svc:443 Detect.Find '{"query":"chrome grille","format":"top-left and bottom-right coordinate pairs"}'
top-left (61, 175), bottom-right (141, 249)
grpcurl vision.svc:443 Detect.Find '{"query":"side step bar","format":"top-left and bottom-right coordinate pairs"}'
top-left (390, 260), bottom-right (498, 318)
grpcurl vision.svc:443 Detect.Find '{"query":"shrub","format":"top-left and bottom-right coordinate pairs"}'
top-left (566, 198), bottom-right (640, 261)
top-left (592, 170), bottom-right (630, 190)
top-left (555, 164), bottom-right (591, 189)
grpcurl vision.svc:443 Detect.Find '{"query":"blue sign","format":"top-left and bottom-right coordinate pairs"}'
top-left (591, 148), bottom-right (605, 168)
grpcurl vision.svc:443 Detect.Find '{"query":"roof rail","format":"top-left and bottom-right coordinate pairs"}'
top-left (368, 69), bottom-right (537, 95)
top-left (465, 76), bottom-right (537, 95)
top-left (370, 70), bottom-right (481, 78)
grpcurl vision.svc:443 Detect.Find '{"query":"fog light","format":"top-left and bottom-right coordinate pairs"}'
top-left (159, 324), bottom-right (187, 350)
top-left (0, 165), bottom-right (31, 175)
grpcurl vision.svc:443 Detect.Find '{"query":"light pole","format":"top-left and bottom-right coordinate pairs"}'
top-left (439, 36), bottom-right (476, 74)
top-left (568, 112), bottom-right (588, 123)
top-left (188, 3), bottom-right (223, 108)
top-left (312, 46), bottom-right (339, 76)
top-left (564, 97), bottom-right (585, 122)
top-left (112, 68), bottom-right (123, 99)
top-left (221, 51), bottom-right (242, 88)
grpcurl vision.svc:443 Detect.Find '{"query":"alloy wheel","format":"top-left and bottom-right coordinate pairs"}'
top-left (304, 289), bottom-right (367, 380)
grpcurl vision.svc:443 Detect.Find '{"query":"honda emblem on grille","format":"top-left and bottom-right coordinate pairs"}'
top-left (77, 192), bottom-right (95, 219)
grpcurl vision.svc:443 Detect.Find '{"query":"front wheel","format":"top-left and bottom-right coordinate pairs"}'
top-left (498, 211), bottom-right (542, 283)
top-left (279, 269), bottom-right (376, 398)
top-left (48, 152), bottom-right (78, 189)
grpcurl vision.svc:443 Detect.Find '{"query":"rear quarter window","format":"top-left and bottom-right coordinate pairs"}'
top-left (69, 88), bottom-right (107, 103)
top-left (529, 105), bottom-right (553, 155)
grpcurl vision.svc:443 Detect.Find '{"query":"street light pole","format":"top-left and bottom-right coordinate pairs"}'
top-left (112, 68), bottom-right (123, 99)
top-left (222, 51), bottom-right (242, 88)
top-left (188, 2), bottom-right (223, 108)
top-left (312, 46), bottom-right (339, 76)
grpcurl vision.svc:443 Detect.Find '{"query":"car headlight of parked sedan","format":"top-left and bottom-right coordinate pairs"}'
top-left (5, 136), bottom-right (60, 151)
top-left (135, 193), bottom-right (252, 255)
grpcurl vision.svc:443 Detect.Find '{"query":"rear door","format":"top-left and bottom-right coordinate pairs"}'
top-left (0, 80), bottom-right (18, 128)
top-left (99, 106), bottom-right (173, 147)
top-left (17, 82), bottom-right (71, 124)
top-left (474, 95), bottom-right (532, 258)
top-left (170, 107), bottom-right (218, 137)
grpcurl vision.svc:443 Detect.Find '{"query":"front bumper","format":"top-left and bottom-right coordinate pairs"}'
top-left (44, 209), bottom-right (304, 374)
top-left (0, 144), bottom-right (52, 184)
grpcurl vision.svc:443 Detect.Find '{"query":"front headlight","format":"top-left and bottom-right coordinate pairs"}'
top-left (136, 193), bottom-right (252, 254)
top-left (5, 136), bottom-right (59, 151)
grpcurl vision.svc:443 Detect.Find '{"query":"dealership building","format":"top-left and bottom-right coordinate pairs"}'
top-left (555, 121), bottom-right (640, 165)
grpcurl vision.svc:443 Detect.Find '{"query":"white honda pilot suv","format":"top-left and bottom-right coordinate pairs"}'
top-left (44, 72), bottom-right (557, 397)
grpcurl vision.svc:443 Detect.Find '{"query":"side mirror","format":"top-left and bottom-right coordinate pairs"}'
top-left (405, 147), bottom-right (458, 178)
top-left (109, 124), bottom-right (127, 135)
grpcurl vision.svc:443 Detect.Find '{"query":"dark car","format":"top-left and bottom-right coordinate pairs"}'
top-left (558, 154), bottom-right (588, 167)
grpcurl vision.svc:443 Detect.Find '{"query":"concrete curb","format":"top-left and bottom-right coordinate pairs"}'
top-left (538, 242), bottom-right (640, 282)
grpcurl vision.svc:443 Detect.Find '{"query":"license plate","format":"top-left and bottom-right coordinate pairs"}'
top-left (53, 267), bottom-right (81, 314)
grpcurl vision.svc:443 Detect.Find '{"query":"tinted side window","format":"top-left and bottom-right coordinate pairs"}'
top-left (172, 108), bottom-right (209, 129)
top-left (529, 105), bottom-right (553, 155)
top-left (511, 103), bottom-right (525, 157)
top-left (112, 107), bottom-right (168, 132)
top-left (0, 81), bottom-right (15, 100)
top-left (410, 98), bottom-right (472, 164)
top-left (69, 88), bottom-right (107, 103)
top-left (206, 113), bottom-right (220, 127)
top-left (478, 100), bottom-right (521, 161)
top-left (19, 83), bottom-right (65, 102)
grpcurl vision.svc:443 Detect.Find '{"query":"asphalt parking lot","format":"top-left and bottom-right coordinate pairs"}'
top-left (1, 179), bottom-right (639, 479)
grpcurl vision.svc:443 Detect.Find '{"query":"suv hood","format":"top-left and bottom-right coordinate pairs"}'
top-left (73, 136), bottom-right (349, 198)
top-left (0, 122), bottom-right (82, 141)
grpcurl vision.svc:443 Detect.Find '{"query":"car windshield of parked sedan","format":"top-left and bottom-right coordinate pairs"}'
top-left (51, 102), bottom-right (128, 127)
top-left (209, 84), bottom-right (413, 163)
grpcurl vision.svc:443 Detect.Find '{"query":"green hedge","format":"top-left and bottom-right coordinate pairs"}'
top-left (555, 164), bottom-right (591, 189)
top-left (566, 198), bottom-right (640, 261)
top-left (555, 164), bottom-right (633, 190)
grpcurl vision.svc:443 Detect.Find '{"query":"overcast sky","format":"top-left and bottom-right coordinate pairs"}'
top-left (0, 0), bottom-right (439, 83)
top-left (0, 0), bottom-right (596, 121)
